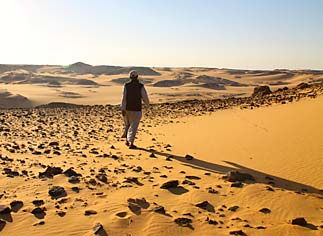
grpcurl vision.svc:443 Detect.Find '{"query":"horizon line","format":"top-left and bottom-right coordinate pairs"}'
top-left (1, 62), bottom-right (323, 72)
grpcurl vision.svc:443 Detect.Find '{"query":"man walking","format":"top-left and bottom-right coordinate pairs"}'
top-left (120, 70), bottom-right (149, 149)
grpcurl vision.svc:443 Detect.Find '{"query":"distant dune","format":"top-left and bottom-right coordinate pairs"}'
top-left (0, 90), bottom-right (32, 108)
top-left (0, 72), bottom-right (99, 87)
top-left (67, 62), bottom-right (161, 76)
top-left (0, 63), bottom-right (322, 108)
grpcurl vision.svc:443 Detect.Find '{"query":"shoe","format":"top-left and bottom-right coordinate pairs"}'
top-left (129, 144), bottom-right (137, 149)
top-left (125, 141), bottom-right (130, 146)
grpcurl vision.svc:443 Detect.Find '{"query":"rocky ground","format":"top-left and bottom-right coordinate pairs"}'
top-left (0, 82), bottom-right (323, 236)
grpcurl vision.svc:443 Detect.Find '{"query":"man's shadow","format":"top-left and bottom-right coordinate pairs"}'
top-left (137, 147), bottom-right (322, 195)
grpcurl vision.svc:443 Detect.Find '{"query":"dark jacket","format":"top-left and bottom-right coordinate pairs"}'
top-left (125, 79), bottom-right (144, 111)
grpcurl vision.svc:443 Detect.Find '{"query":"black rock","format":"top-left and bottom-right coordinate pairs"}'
top-left (174, 217), bottom-right (192, 227)
top-left (64, 167), bottom-right (81, 177)
top-left (185, 175), bottom-right (201, 180)
top-left (31, 207), bottom-right (46, 219)
top-left (185, 154), bottom-right (194, 160)
top-left (68, 176), bottom-right (80, 184)
top-left (0, 219), bottom-right (6, 231)
top-left (49, 141), bottom-right (59, 146)
top-left (48, 186), bottom-right (67, 199)
top-left (231, 182), bottom-right (243, 188)
top-left (39, 166), bottom-right (63, 178)
top-left (224, 171), bottom-right (255, 182)
top-left (93, 223), bottom-right (104, 234)
top-left (149, 153), bottom-right (156, 158)
top-left (160, 180), bottom-right (179, 189)
top-left (10, 200), bottom-right (24, 212)
top-left (296, 82), bottom-right (309, 89)
top-left (32, 200), bottom-right (45, 206)
top-left (291, 217), bottom-right (307, 226)
top-left (57, 211), bottom-right (66, 217)
top-left (229, 230), bottom-right (246, 235)
top-left (153, 205), bottom-right (166, 215)
top-left (71, 187), bottom-right (80, 193)
top-left (31, 207), bottom-right (46, 215)
top-left (259, 208), bottom-right (271, 214)
top-left (84, 210), bottom-right (97, 216)
top-left (0, 205), bottom-right (11, 214)
top-left (207, 218), bottom-right (218, 225)
top-left (96, 174), bottom-right (108, 183)
top-left (182, 179), bottom-right (195, 185)
top-left (128, 203), bottom-right (141, 215)
top-left (228, 206), bottom-right (239, 212)
top-left (252, 85), bottom-right (272, 97)
top-left (195, 201), bottom-right (215, 212)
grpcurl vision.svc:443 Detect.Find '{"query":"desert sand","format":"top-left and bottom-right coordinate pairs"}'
top-left (0, 79), bottom-right (323, 236)
top-left (1, 62), bottom-right (323, 108)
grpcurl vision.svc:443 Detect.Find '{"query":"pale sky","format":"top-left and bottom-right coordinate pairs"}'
top-left (0, 0), bottom-right (322, 69)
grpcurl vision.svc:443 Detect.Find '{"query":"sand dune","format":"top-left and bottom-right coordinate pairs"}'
top-left (0, 90), bottom-right (32, 108)
top-left (0, 63), bottom-right (322, 108)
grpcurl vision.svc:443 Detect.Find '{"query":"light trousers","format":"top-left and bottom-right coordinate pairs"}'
top-left (122, 111), bottom-right (142, 144)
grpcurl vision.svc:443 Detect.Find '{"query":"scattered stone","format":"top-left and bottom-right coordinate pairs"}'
top-left (153, 205), bottom-right (166, 215)
top-left (252, 85), bottom-right (272, 97)
top-left (10, 200), bottom-right (23, 212)
top-left (31, 207), bottom-right (46, 218)
top-left (128, 202), bottom-right (141, 215)
top-left (182, 179), bottom-right (195, 185)
top-left (185, 175), bottom-right (201, 180)
top-left (228, 206), bottom-right (239, 212)
top-left (32, 200), bottom-right (45, 206)
top-left (64, 167), bottom-right (81, 177)
top-left (229, 229), bottom-right (246, 235)
top-left (132, 166), bottom-right (142, 172)
top-left (84, 210), bottom-right (97, 216)
top-left (224, 171), bottom-right (255, 182)
top-left (128, 198), bottom-right (150, 209)
top-left (185, 154), bottom-right (194, 160)
top-left (231, 182), bottom-right (243, 188)
top-left (33, 221), bottom-right (45, 226)
top-left (206, 217), bottom-right (218, 225)
top-left (174, 217), bottom-right (192, 227)
top-left (116, 212), bottom-right (127, 218)
top-left (160, 180), bottom-right (179, 189)
top-left (0, 219), bottom-right (6, 231)
top-left (0, 205), bottom-right (11, 214)
top-left (48, 186), bottom-right (67, 199)
top-left (96, 174), bottom-right (108, 183)
top-left (93, 223), bottom-right (104, 234)
top-left (49, 141), bottom-right (59, 146)
top-left (259, 208), bottom-right (271, 214)
top-left (256, 226), bottom-right (266, 229)
top-left (195, 201), bottom-right (215, 212)
top-left (68, 176), bottom-right (80, 184)
top-left (57, 211), bottom-right (66, 217)
top-left (296, 82), bottom-right (309, 89)
top-left (39, 166), bottom-right (63, 178)
top-left (291, 217), bottom-right (307, 226)
top-left (71, 187), bottom-right (80, 193)
top-left (207, 187), bottom-right (219, 194)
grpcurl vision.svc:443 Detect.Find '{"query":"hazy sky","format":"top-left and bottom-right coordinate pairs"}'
top-left (0, 0), bottom-right (322, 69)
